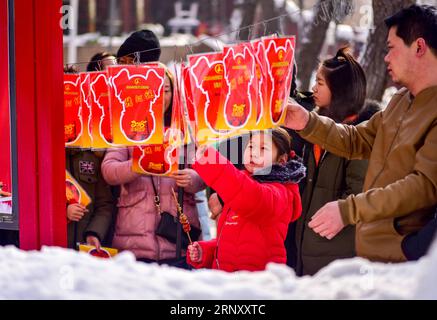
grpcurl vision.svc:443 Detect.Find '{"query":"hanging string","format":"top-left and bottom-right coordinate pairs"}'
top-left (279, 15), bottom-right (285, 37)
top-left (247, 25), bottom-right (253, 42)
top-left (64, 10), bottom-right (301, 68)
top-left (64, 1), bottom-right (364, 68)
top-left (133, 51), bottom-right (140, 65)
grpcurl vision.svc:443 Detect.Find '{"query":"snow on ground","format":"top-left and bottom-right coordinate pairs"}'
top-left (0, 239), bottom-right (435, 299)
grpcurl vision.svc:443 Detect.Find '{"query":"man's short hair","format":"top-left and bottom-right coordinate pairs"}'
top-left (385, 5), bottom-right (437, 56)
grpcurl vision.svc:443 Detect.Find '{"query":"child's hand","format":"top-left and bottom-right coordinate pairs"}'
top-left (208, 193), bottom-right (223, 220)
top-left (188, 242), bottom-right (203, 263)
top-left (67, 203), bottom-right (88, 222)
top-left (195, 145), bottom-right (209, 162)
top-left (86, 235), bottom-right (101, 251)
top-left (169, 169), bottom-right (193, 188)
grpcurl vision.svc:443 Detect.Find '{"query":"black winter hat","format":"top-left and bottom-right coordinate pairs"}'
top-left (117, 29), bottom-right (161, 63)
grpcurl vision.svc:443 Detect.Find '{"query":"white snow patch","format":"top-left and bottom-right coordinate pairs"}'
top-left (0, 238), bottom-right (436, 299)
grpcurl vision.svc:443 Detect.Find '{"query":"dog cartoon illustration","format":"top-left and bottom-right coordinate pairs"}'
top-left (111, 67), bottom-right (164, 143)
top-left (134, 128), bottom-right (181, 175)
top-left (252, 40), bottom-right (271, 125)
top-left (189, 53), bottom-right (225, 133)
top-left (222, 44), bottom-right (256, 128)
top-left (264, 38), bottom-right (295, 124)
top-left (90, 72), bottom-right (113, 144)
top-left (80, 73), bottom-right (93, 147)
top-left (64, 74), bottom-right (83, 145)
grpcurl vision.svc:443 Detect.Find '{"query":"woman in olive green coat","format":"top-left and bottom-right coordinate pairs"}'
top-left (294, 47), bottom-right (381, 276)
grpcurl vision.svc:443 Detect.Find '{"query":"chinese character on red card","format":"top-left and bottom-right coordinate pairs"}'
top-left (108, 65), bottom-right (165, 146)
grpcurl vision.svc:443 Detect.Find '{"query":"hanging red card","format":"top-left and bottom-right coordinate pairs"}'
top-left (89, 71), bottom-right (113, 149)
top-left (188, 52), bottom-right (226, 144)
top-left (66, 170), bottom-right (91, 207)
top-left (64, 74), bottom-right (82, 146)
top-left (132, 137), bottom-right (179, 176)
top-left (251, 39), bottom-right (272, 129)
top-left (215, 43), bottom-right (258, 131)
top-left (131, 67), bottom-right (185, 176)
top-left (108, 65), bottom-right (165, 146)
top-left (263, 36), bottom-right (296, 127)
top-left (78, 73), bottom-right (93, 149)
top-left (181, 63), bottom-right (197, 141)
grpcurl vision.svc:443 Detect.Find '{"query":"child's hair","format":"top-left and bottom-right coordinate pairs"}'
top-left (86, 52), bottom-right (115, 72)
top-left (250, 127), bottom-right (292, 161)
top-left (271, 127), bottom-right (292, 160)
top-left (319, 46), bottom-right (367, 122)
top-left (64, 65), bottom-right (79, 74)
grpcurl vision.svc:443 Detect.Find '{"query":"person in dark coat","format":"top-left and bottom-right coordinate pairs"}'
top-left (64, 65), bottom-right (115, 250)
top-left (283, 62), bottom-right (315, 270)
top-left (402, 208), bottom-right (437, 260)
top-left (294, 47), bottom-right (381, 276)
top-left (66, 149), bottom-right (115, 249)
top-left (287, 61), bottom-right (315, 158)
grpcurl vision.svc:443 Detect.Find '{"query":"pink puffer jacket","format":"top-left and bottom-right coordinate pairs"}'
top-left (101, 147), bottom-right (205, 260)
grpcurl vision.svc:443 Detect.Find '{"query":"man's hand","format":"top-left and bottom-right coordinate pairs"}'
top-left (67, 203), bottom-right (89, 222)
top-left (283, 97), bottom-right (310, 131)
top-left (308, 201), bottom-right (345, 240)
top-left (86, 235), bottom-right (101, 251)
top-left (208, 193), bottom-right (223, 220)
top-left (169, 169), bottom-right (193, 188)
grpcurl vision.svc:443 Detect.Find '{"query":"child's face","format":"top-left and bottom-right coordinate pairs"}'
top-left (243, 133), bottom-right (279, 173)
top-left (312, 67), bottom-right (332, 109)
top-left (101, 56), bottom-right (117, 70)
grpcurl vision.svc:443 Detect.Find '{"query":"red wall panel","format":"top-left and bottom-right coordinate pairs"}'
top-left (13, 0), bottom-right (66, 248)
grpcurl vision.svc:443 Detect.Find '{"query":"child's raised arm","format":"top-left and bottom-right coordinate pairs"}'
top-left (193, 147), bottom-right (301, 223)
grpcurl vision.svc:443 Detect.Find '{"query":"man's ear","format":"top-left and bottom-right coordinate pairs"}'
top-left (416, 38), bottom-right (427, 57)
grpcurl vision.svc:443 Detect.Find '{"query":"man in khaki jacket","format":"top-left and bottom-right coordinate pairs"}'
top-left (284, 4), bottom-right (437, 262)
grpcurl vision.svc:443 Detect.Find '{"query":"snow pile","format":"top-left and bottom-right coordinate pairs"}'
top-left (0, 240), bottom-right (435, 299)
top-left (413, 239), bottom-right (437, 299)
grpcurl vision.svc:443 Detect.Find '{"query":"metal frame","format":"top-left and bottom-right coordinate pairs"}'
top-left (0, 0), bottom-right (18, 230)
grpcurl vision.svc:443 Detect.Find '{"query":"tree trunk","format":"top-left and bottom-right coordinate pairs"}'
top-left (238, 0), bottom-right (259, 40)
top-left (361, 0), bottom-right (415, 101)
top-left (296, 0), bottom-right (334, 91)
top-left (238, 0), bottom-right (282, 40)
top-left (259, 0), bottom-right (280, 36)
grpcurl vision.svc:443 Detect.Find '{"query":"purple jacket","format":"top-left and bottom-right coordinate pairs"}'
top-left (101, 147), bottom-right (205, 260)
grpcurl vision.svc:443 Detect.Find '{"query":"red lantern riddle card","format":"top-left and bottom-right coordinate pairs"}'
top-left (108, 65), bottom-right (165, 146)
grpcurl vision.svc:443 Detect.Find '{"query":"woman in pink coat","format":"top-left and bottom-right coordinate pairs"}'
top-left (102, 70), bottom-right (205, 267)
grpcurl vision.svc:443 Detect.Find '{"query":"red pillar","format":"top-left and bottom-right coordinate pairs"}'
top-left (13, 0), bottom-right (66, 249)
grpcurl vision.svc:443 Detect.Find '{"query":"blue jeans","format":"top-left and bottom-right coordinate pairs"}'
top-left (195, 190), bottom-right (212, 240)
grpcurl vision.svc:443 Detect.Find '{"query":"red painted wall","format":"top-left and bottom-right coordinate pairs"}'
top-left (12, 0), bottom-right (66, 249)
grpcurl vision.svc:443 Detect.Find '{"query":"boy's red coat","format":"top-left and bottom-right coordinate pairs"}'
top-left (188, 148), bottom-right (302, 272)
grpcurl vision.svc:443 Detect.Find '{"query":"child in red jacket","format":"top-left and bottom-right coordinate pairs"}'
top-left (187, 127), bottom-right (305, 272)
